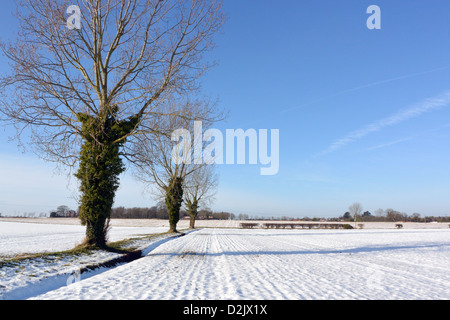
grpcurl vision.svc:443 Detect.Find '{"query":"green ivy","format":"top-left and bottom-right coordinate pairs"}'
top-left (75, 108), bottom-right (138, 248)
top-left (165, 176), bottom-right (184, 233)
top-left (186, 198), bottom-right (199, 229)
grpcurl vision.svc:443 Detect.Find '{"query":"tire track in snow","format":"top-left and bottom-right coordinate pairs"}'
top-left (263, 235), bottom-right (391, 299)
top-left (174, 230), bottom-right (212, 299)
top-left (211, 229), bottom-right (291, 299)
top-left (235, 230), bottom-right (363, 299)
top-left (30, 228), bottom-right (450, 300)
top-left (265, 232), bottom-right (450, 299)
top-left (210, 229), bottom-right (321, 299)
top-left (142, 230), bottom-right (208, 299)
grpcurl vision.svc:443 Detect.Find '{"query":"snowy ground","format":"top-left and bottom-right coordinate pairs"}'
top-left (0, 219), bottom-right (180, 300)
top-left (0, 219), bottom-right (168, 257)
top-left (6, 227), bottom-right (446, 300)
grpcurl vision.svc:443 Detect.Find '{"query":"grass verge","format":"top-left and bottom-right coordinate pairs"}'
top-left (0, 231), bottom-right (179, 269)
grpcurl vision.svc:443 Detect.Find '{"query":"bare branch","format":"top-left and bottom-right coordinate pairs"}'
top-left (0, 0), bottom-right (225, 166)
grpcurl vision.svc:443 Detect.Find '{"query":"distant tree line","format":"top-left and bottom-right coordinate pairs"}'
top-left (109, 205), bottom-right (235, 221)
top-left (110, 206), bottom-right (169, 220)
top-left (39, 204), bottom-right (450, 223)
top-left (45, 204), bottom-right (235, 221)
top-left (339, 208), bottom-right (450, 223)
top-left (220, 207), bottom-right (450, 223)
top-left (197, 210), bottom-right (235, 220)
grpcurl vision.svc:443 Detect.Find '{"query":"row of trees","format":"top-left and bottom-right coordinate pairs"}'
top-left (14, 205), bottom-right (450, 222)
top-left (110, 206), bottom-right (235, 221)
top-left (0, 0), bottom-right (225, 248)
top-left (341, 202), bottom-right (450, 223)
top-left (111, 206), bottom-right (169, 220)
top-left (341, 209), bottom-right (450, 223)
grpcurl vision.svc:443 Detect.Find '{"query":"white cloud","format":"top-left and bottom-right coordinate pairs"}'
top-left (316, 91), bottom-right (450, 156)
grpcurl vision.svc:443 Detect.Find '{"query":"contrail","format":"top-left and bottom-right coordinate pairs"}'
top-left (244, 66), bottom-right (450, 128)
top-left (365, 137), bottom-right (414, 151)
top-left (315, 90), bottom-right (450, 157)
top-left (283, 65), bottom-right (450, 113)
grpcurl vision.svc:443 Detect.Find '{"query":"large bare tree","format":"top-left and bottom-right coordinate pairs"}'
top-left (0, 0), bottom-right (224, 247)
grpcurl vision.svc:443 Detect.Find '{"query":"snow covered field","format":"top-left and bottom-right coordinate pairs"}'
top-left (0, 219), bottom-right (177, 300)
top-left (1, 226), bottom-right (445, 300)
top-left (1, 219), bottom-right (449, 300)
top-left (0, 219), bottom-right (168, 256)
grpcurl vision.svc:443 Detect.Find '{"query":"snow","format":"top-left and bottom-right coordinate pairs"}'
top-left (0, 220), bottom-right (168, 256)
top-left (7, 227), bottom-right (446, 300)
top-left (0, 220), bottom-right (177, 300)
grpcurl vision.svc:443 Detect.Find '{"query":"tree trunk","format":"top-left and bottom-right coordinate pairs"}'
top-left (75, 111), bottom-right (136, 248)
top-left (189, 212), bottom-right (197, 229)
top-left (84, 216), bottom-right (110, 248)
top-left (186, 199), bottom-right (199, 229)
top-left (165, 177), bottom-right (184, 233)
top-left (76, 134), bottom-right (121, 247)
top-left (168, 206), bottom-right (180, 233)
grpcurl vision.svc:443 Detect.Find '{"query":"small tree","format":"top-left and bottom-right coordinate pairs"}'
top-left (57, 205), bottom-right (70, 215)
top-left (374, 208), bottom-right (385, 218)
top-left (343, 211), bottom-right (351, 221)
top-left (184, 164), bottom-right (218, 228)
top-left (348, 202), bottom-right (363, 228)
top-left (131, 99), bottom-right (221, 233)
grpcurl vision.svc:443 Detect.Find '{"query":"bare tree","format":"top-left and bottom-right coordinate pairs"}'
top-left (131, 98), bottom-right (220, 233)
top-left (0, 0), bottom-right (224, 247)
top-left (348, 202), bottom-right (363, 228)
top-left (184, 164), bottom-right (217, 229)
top-left (385, 208), bottom-right (407, 222)
top-left (374, 208), bottom-right (385, 217)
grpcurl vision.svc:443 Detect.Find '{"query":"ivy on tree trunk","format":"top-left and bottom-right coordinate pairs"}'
top-left (186, 199), bottom-right (199, 229)
top-left (165, 177), bottom-right (184, 233)
top-left (75, 108), bottom-right (137, 248)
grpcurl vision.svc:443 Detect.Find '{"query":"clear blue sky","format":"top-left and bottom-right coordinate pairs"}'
top-left (2, 0), bottom-right (450, 218)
